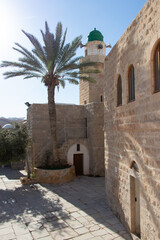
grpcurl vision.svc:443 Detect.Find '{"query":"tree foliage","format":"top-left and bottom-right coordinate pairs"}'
top-left (0, 22), bottom-right (97, 85)
top-left (0, 124), bottom-right (29, 165)
top-left (0, 22), bottom-right (98, 166)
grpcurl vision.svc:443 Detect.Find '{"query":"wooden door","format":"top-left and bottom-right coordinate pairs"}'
top-left (135, 178), bottom-right (140, 237)
top-left (130, 176), bottom-right (141, 238)
top-left (74, 154), bottom-right (83, 175)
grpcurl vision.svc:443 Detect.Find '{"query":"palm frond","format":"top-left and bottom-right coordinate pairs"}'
top-left (56, 43), bottom-right (70, 66)
top-left (78, 61), bottom-right (98, 68)
top-left (59, 28), bottom-right (67, 53)
top-left (55, 28), bottom-right (67, 66)
top-left (78, 75), bottom-right (96, 83)
top-left (60, 36), bottom-right (82, 65)
top-left (79, 69), bottom-right (100, 74)
top-left (58, 79), bottom-right (65, 88)
top-left (18, 57), bottom-right (46, 74)
top-left (64, 71), bottom-right (79, 78)
top-left (64, 78), bottom-right (79, 85)
top-left (3, 70), bottom-right (29, 79)
top-left (22, 30), bottom-right (47, 65)
top-left (55, 22), bottom-right (62, 50)
top-left (13, 43), bottom-right (34, 59)
top-left (55, 35), bottom-right (82, 74)
top-left (1, 21), bottom-right (99, 89)
top-left (41, 21), bottom-right (56, 69)
top-left (63, 69), bottom-right (100, 78)
top-left (13, 43), bottom-right (47, 73)
top-left (3, 70), bottom-right (42, 80)
top-left (55, 59), bottom-right (97, 76)
top-left (69, 36), bottom-right (82, 56)
top-left (1, 60), bottom-right (44, 74)
top-left (59, 67), bottom-right (99, 79)
top-left (55, 57), bottom-right (81, 74)
top-left (23, 73), bottom-right (42, 79)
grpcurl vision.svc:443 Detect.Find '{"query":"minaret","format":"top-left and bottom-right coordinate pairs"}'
top-left (79, 28), bottom-right (106, 105)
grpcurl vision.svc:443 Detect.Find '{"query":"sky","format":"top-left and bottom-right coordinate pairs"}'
top-left (0, 0), bottom-right (147, 118)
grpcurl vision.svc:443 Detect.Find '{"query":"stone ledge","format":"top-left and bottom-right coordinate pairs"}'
top-left (34, 165), bottom-right (76, 184)
top-left (20, 177), bottom-right (37, 185)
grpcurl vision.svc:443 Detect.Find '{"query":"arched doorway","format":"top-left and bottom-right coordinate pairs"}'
top-left (130, 161), bottom-right (141, 238)
top-left (67, 143), bottom-right (89, 175)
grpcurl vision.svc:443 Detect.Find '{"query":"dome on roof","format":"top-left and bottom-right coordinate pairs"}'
top-left (87, 28), bottom-right (103, 42)
top-left (2, 124), bottom-right (14, 129)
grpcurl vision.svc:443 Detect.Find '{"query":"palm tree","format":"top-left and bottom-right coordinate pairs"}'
top-left (0, 22), bottom-right (98, 166)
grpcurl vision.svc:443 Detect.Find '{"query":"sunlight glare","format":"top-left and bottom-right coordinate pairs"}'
top-left (0, 2), bottom-right (17, 50)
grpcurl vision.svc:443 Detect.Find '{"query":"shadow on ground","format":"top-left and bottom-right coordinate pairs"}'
top-left (0, 168), bottom-right (132, 239)
top-left (0, 168), bottom-right (70, 232)
top-left (43, 177), bottom-right (132, 239)
top-left (0, 166), bottom-right (25, 179)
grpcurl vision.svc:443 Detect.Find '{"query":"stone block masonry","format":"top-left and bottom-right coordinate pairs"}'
top-left (26, 1), bottom-right (160, 238)
top-left (27, 104), bottom-right (87, 167)
top-left (86, 102), bottom-right (104, 176)
top-left (27, 102), bottom-right (105, 176)
top-left (104, 0), bottom-right (160, 239)
top-left (79, 55), bottom-right (105, 105)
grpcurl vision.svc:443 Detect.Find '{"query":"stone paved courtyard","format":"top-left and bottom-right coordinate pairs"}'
top-left (0, 168), bottom-right (132, 240)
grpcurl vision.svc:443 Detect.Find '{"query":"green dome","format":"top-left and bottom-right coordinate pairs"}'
top-left (87, 28), bottom-right (103, 42)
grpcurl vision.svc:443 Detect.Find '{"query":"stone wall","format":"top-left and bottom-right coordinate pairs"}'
top-left (27, 102), bottom-right (104, 176)
top-left (104, 0), bottom-right (160, 239)
top-left (27, 104), bottom-right (52, 168)
top-left (27, 104), bottom-right (86, 167)
top-left (85, 41), bottom-right (106, 56)
top-left (79, 55), bottom-right (105, 105)
top-left (86, 102), bottom-right (104, 176)
top-left (56, 104), bottom-right (87, 146)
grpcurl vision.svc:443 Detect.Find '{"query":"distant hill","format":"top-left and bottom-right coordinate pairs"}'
top-left (0, 117), bottom-right (25, 127)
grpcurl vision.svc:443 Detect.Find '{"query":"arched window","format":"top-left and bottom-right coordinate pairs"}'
top-left (128, 65), bottom-right (135, 102)
top-left (117, 75), bottom-right (122, 106)
top-left (154, 42), bottom-right (160, 92)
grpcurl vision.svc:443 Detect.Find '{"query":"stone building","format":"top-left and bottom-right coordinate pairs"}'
top-left (104, 0), bottom-right (160, 239)
top-left (27, 28), bottom-right (105, 177)
top-left (27, 0), bottom-right (160, 238)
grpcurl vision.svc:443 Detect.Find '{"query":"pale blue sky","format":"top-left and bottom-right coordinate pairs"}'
top-left (0, 0), bottom-right (147, 118)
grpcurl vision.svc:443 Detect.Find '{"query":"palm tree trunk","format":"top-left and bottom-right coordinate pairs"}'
top-left (47, 85), bottom-right (59, 165)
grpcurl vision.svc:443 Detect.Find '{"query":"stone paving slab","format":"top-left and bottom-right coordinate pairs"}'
top-left (0, 167), bottom-right (132, 240)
